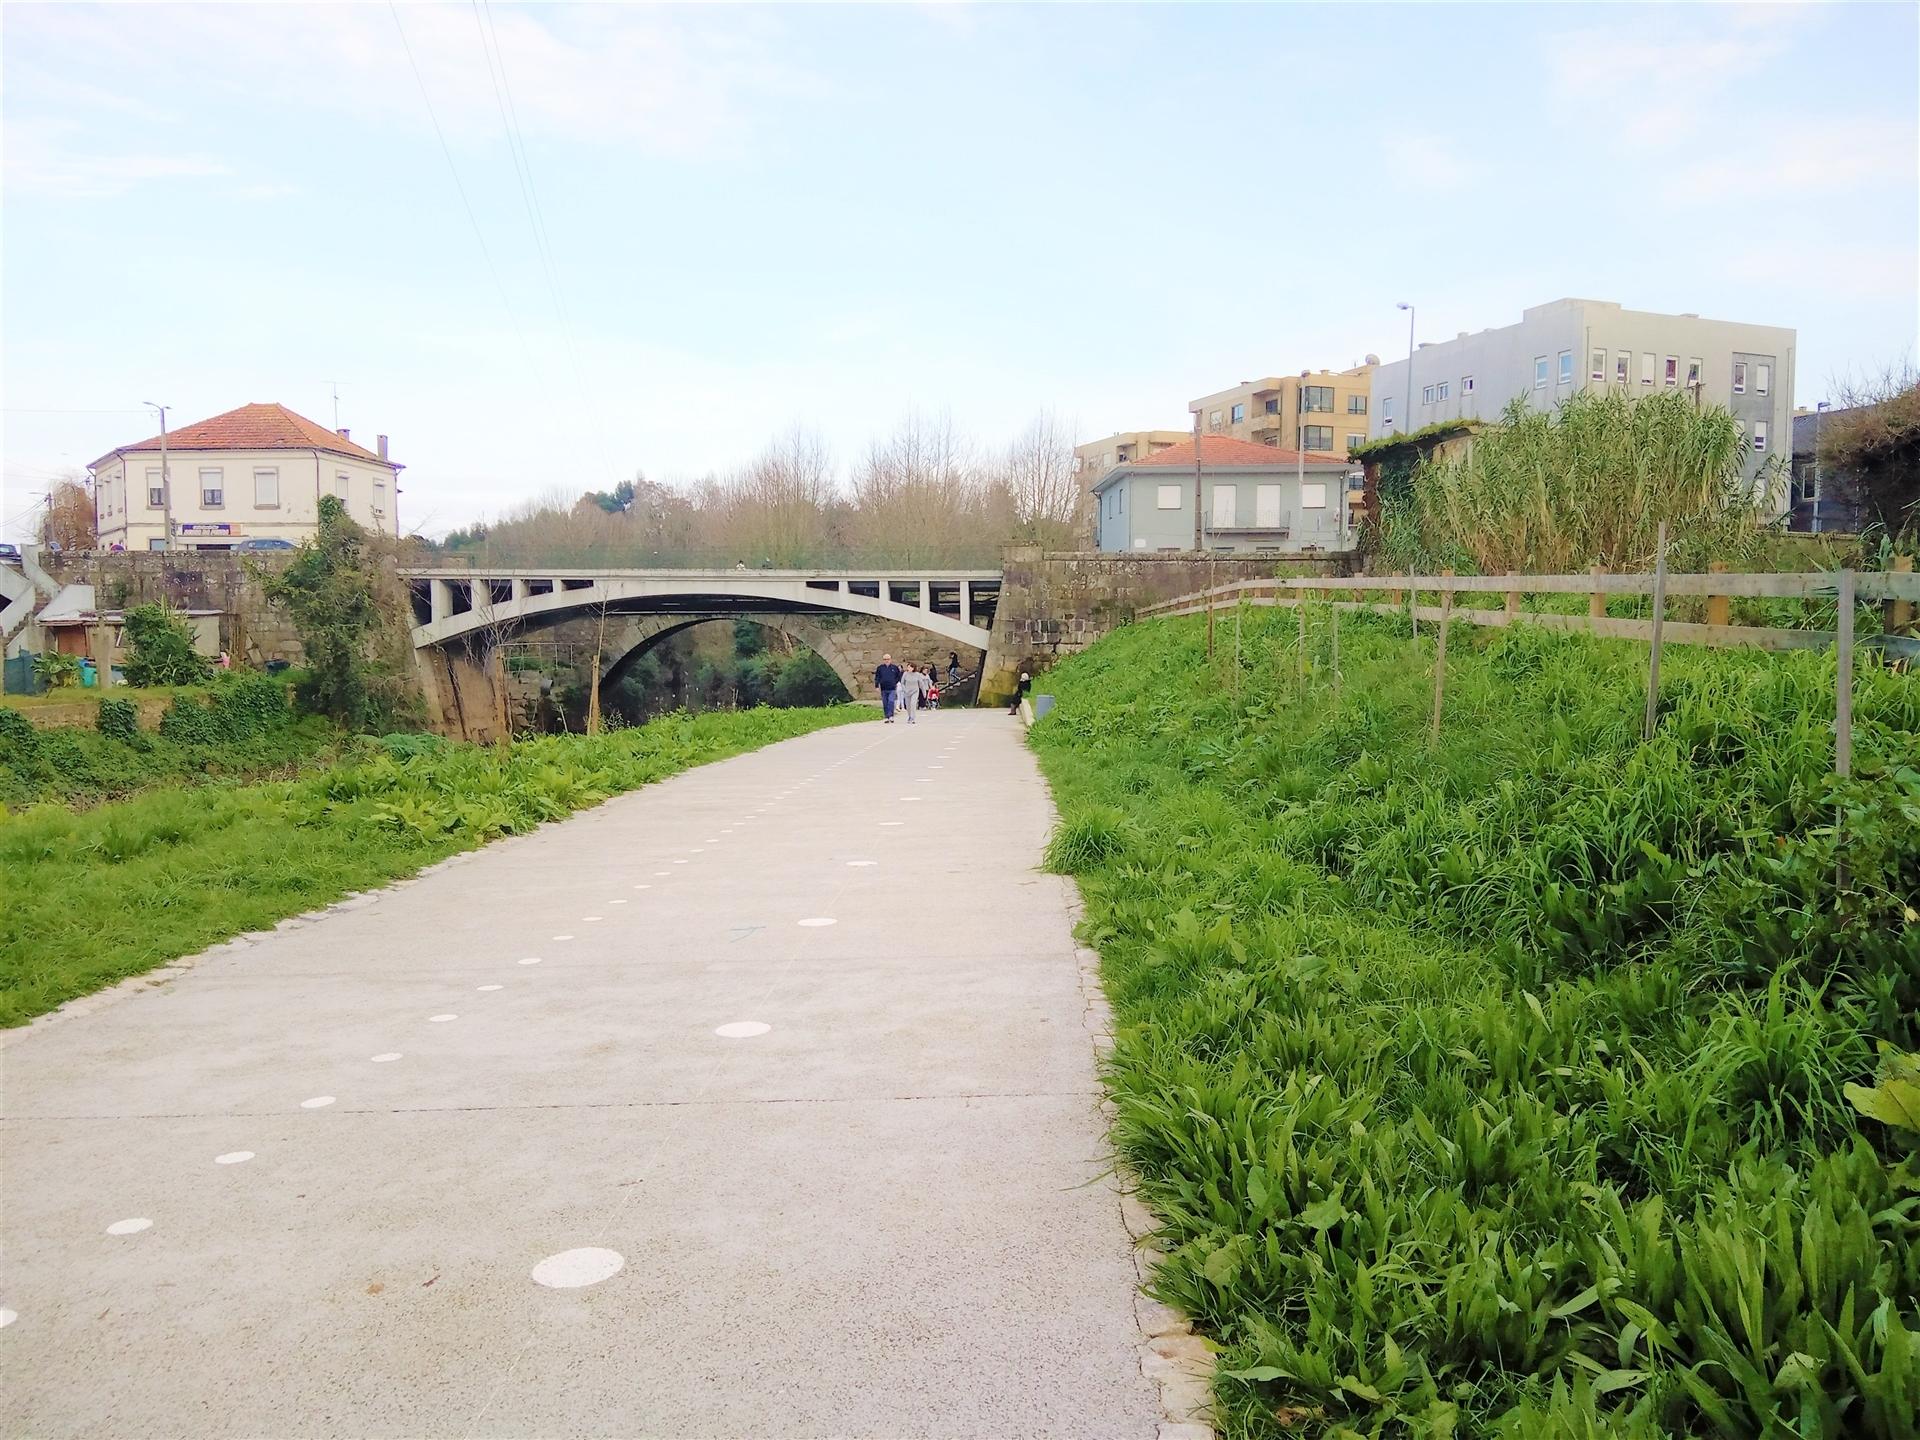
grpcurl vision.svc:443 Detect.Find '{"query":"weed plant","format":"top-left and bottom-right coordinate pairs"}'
top-left (1032, 606), bottom-right (1918, 1438)
top-left (0, 705), bottom-right (868, 1025)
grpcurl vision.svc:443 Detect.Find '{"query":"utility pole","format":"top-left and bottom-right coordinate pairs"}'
top-left (1813, 401), bottom-right (1830, 533)
top-left (143, 401), bottom-right (171, 552)
top-left (1191, 409), bottom-right (1204, 552)
top-left (1297, 369), bottom-right (1308, 515)
top-left (1396, 302), bottom-right (1416, 434)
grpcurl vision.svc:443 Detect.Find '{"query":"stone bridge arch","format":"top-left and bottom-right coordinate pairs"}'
top-left (594, 613), bottom-right (868, 701)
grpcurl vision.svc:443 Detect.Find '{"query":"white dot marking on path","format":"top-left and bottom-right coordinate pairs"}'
top-left (654, 871), bottom-right (669, 877)
top-left (106, 1218), bottom-right (152, 1236)
top-left (880, 821), bottom-right (904, 827)
top-left (519, 957), bottom-right (543, 966)
top-left (301, 1096), bottom-right (336, 1109)
top-left (531, 1247), bottom-right (626, 1289)
top-left (899, 796), bottom-right (922, 802)
top-left (847, 859), bottom-right (878, 867)
top-left (214, 1152), bottom-right (254, 1165)
top-left (672, 860), bottom-right (689, 866)
top-left (0, 1309), bottom-right (16, 1328)
top-left (584, 916), bottom-right (603, 922)
top-left (798, 917), bottom-right (838, 928)
top-left (610, 899), bottom-right (627, 905)
top-left (429, 1014), bottom-right (458, 1023)
top-left (372, 1053), bottom-right (402, 1063)
top-left (553, 934), bottom-right (574, 941)
top-left (478, 984), bottom-right (504, 992)
top-left (715, 1021), bottom-right (772, 1038)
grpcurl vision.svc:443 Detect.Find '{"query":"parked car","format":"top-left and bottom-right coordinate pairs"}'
top-left (0, 543), bottom-right (20, 564)
top-left (234, 537), bottom-right (296, 551)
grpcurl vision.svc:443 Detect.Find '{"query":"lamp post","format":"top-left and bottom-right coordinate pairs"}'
top-left (1395, 302), bottom-right (1416, 433)
top-left (1296, 368), bottom-right (1309, 521)
top-left (142, 400), bottom-right (171, 551)
top-left (1813, 401), bottom-right (1830, 533)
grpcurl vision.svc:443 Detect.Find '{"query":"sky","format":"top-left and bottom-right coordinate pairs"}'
top-left (3, 1), bottom-right (1916, 541)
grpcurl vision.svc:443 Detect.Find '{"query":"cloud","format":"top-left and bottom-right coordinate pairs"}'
top-left (1726, 239), bottom-right (1919, 301)
top-left (3, 122), bottom-right (231, 198)
top-left (5, 4), bottom-right (818, 157)
top-left (1660, 117), bottom-right (1915, 203)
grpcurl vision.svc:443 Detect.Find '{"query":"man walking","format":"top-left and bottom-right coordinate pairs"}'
top-left (875, 653), bottom-right (902, 723)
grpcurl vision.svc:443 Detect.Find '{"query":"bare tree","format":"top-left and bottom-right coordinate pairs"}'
top-left (709, 427), bottom-right (839, 566)
top-left (850, 411), bottom-right (1002, 566)
top-left (997, 410), bottom-right (1083, 548)
top-left (40, 472), bottom-right (97, 551)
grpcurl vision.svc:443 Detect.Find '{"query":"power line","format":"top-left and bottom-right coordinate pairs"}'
top-left (387, 1), bottom-right (566, 460)
top-left (470, 0), bottom-right (619, 490)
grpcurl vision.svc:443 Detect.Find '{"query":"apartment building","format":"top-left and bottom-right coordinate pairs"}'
top-left (1073, 430), bottom-right (1188, 486)
top-left (1090, 435), bottom-right (1355, 555)
top-left (90, 402), bottom-right (403, 550)
top-left (1370, 298), bottom-right (1795, 488)
top-left (1188, 360), bottom-right (1376, 458)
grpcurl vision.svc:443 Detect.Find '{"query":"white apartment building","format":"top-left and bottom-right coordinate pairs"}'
top-left (90, 402), bottom-right (402, 550)
top-left (1371, 298), bottom-right (1795, 489)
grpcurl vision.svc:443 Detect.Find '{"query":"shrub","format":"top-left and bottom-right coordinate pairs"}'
top-left (121, 604), bottom-right (213, 686)
top-left (157, 695), bottom-right (221, 746)
top-left (0, 708), bottom-right (41, 762)
top-left (96, 698), bottom-right (139, 743)
top-left (33, 652), bottom-right (81, 689)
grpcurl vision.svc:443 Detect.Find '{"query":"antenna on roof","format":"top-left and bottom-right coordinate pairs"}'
top-left (329, 381), bottom-right (343, 430)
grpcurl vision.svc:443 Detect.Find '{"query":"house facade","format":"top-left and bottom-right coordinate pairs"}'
top-left (1370, 298), bottom-right (1795, 494)
top-left (1091, 435), bottom-right (1356, 555)
top-left (1189, 360), bottom-right (1376, 458)
top-left (90, 402), bottom-right (402, 551)
top-left (1789, 406), bottom-right (1869, 533)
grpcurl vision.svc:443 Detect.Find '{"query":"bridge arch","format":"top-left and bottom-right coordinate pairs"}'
top-left (594, 613), bottom-right (865, 703)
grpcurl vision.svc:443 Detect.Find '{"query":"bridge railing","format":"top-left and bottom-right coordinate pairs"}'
top-left (408, 545), bottom-right (1011, 572)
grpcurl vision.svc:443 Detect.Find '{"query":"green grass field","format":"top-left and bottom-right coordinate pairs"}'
top-left (0, 705), bottom-right (869, 1027)
top-left (1031, 605), bottom-right (1918, 1439)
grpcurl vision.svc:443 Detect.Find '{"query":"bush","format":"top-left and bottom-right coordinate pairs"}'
top-left (0, 708), bottom-right (41, 762)
top-left (157, 695), bottom-right (221, 746)
top-left (96, 698), bottom-right (139, 743)
top-left (121, 604), bottom-right (213, 686)
top-left (33, 652), bottom-right (82, 689)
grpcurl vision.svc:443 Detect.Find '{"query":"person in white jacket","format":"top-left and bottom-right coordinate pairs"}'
top-left (899, 663), bottom-right (930, 724)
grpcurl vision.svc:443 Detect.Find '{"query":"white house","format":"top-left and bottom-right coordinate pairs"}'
top-left (90, 402), bottom-right (403, 551)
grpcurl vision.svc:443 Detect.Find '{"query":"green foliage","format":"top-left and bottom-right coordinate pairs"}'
top-left (95, 697), bottom-right (139, 743)
top-left (1379, 391), bottom-right (1783, 576)
top-left (262, 495), bottom-right (422, 732)
top-left (0, 704), bottom-right (869, 1025)
top-left (0, 707), bottom-right (40, 763)
top-left (121, 604), bottom-right (214, 686)
top-left (33, 651), bottom-right (82, 689)
top-left (1030, 607), bottom-right (1920, 1438)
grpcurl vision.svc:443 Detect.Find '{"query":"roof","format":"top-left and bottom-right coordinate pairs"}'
top-left (1133, 435), bottom-right (1351, 468)
top-left (91, 403), bottom-right (391, 469)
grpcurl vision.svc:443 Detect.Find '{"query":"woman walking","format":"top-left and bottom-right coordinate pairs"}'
top-left (899, 663), bottom-right (930, 724)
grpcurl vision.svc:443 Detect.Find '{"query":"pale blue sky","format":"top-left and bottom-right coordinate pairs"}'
top-left (4, 1), bottom-right (1916, 539)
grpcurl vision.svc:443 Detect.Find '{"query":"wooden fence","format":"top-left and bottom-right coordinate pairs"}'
top-left (1131, 549), bottom-right (1917, 775)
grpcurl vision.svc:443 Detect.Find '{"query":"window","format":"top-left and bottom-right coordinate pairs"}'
top-left (1255, 484), bottom-right (1282, 527)
top-left (1641, 353), bottom-right (1657, 386)
top-left (1347, 393), bottom-right (1368, 414)
top-left (254, 468), bottom-right (279, 507)
top-left (1208, 409), bottom-right (1223, 429)
top-left (1558, 350), bottom-right (1573, 385)
top-left (1211, 484), bottom-right (1236, 528)
top-left (335, 472), bottom-right (349, 500)
top-left (1383, 396), bottom-right (1394, 424)
top-left (1302, 385), bottom-right (1335, 412)
top-left (1422, 383), bottom-right (1438, 404)
top-left (1231, 403), bottom-right (1245, 424)
top-left (1156, 484), bottom-right (1182, 510)
top-left (1686, 357), bottom-right (1702, 387)
top-left (1590, 348), bottom-right (1606, 381)
top-left (1301, 482), bottom-right (1328, 509)
top-left (1752, 420), bottom-right (1768, 454)
top-left (1755, 363), bottom-right (1771, 395)
top-left (199, 468), bottom-right (223, 507)
top-left (147, 537), bottom-right (168, 551)
top-left (1263, 398), bottom-right (1280, 414)
top-left (1302, 425), bottom-right (1334, 450)
top-left (146, 468), bottom-right (164, 509)
top-left (1615, 352), bottom-right (1630, 386)
top-left (1732, 360), bottom-right (1748, 394)
top-left (1346, 433), bottom-right (1367, 452)
top-left (1461, 375), bottom-right (1475, 395)
top-left (1534, 356), bottom-right (1549, 390)
top-left (1437, 381), bottom-right (1450, 401)
top-left (1664, 356), bottom-right (1678, 387)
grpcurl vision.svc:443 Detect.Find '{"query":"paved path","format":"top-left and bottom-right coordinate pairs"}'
top-left (1, 711), bottom-right (1158, 1439)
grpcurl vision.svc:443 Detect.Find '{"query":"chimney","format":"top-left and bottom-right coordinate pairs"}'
top-left (377, 434), bottom-right (389, 461)
top-left (337, 428), bottom-right (351, 441)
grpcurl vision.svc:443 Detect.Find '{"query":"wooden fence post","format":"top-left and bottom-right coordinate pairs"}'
top-left (1297, 593), bottom-right (1308, 686)
top-left (1888, 554), bottom-right (1914, 633)
top-left (1589, 564), bottom-right (1607, 623)
top-left (1836, 568), bottom-right (1855, 893)
top-left (1205, 559), bottom-right (1216, 659)
top-left (1705, 561), bottom-right (1730, 628)
top-left (1388, 573), bottom-right (1403, 608)
top-left (1504, 573), bottom-right (1520, 620)
top-left (1430, 571), bottom-right (1453, 744)
top-left (1643, 524), bottom-right (1669, 742)
top-left (1330, 600), bottom-right (1341, 704)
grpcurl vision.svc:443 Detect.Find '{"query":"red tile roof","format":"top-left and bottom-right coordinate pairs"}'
top-left (93, 403), bottom-right (390, 468)
top-left (1131, 435), bottom-right (1349, 468)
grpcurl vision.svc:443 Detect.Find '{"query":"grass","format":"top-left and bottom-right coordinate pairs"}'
top-left (0, 705), bottom-right (870, 1026)
top-left (1030, 603), bottom-right (1919, 1439)
top-left (0, 683), bottom-right (214, 711)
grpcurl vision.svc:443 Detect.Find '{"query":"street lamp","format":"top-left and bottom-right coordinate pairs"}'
top-left (1396, 302), bottom-right (1416, 432)
top-left (141, 401), bottom-right (171, 551)
top-left (1813, 401), bottom-right (1830, 533)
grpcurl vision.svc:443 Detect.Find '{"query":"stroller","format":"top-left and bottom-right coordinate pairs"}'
top-left (926, 681), bottom-right (940, 711)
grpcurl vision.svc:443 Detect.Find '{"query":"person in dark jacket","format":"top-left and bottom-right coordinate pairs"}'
top-left (875, 654), bottom-right (903, 722)
top-left (1007, 670), bottom-right (1030, 716)
top-left (947, 651), bottom-right (961, 686)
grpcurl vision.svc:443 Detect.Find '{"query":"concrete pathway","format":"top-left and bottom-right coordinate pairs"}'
top-left (1, 711), bottom-right (1159, 1439)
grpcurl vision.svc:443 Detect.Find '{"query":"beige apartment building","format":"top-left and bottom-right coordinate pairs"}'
top-left (1189, 360), bottom-right (1377, 458)
top-left (1073, 429), bottom-right (1188, 485)
top-left (90, 402), bottom-right (402, 550)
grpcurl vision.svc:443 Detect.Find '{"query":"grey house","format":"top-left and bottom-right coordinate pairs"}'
top-left (1090, 435), bottom-right (1357, 554)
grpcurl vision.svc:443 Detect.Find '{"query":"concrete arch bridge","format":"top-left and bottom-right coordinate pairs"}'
top-left (402, 567), bottom-right (1002, 739)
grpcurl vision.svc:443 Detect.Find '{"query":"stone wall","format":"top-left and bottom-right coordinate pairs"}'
top-left (43, 552), bottom-right (306, 667)
top-left (978, 547), bottom-right (1352, 703)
